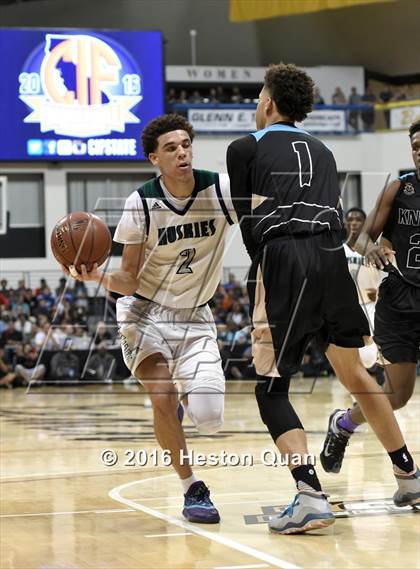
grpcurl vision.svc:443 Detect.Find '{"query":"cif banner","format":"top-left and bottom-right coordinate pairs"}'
top-left (188, 108), bottom-right (346, 133)
top-left (390, 105), bottom-right (420, 130)
top-left (0, 29), bottom-right (164, 161)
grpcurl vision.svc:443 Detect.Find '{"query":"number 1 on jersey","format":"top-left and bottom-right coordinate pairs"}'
top-left (292, 141), bottom-right (313, 188)
top-left (177, 248), bottom-right (196, 274)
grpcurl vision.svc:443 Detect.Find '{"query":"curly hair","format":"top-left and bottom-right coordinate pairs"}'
top-left (141, 114), bottom-right (195, 156)
top-left (409, 117), bottom-right (420, 138)
top-left (264, 63), bottom-right (314, 123)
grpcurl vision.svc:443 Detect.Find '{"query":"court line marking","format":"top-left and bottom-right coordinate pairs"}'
top-left (0, 508), bottom-right (135, 518)
top-left (109, 474), bottom-right (302, 569)
top-left (145, 532), bottom-right (192, 538)
top-left (215, 565), bottom-right (268, 569)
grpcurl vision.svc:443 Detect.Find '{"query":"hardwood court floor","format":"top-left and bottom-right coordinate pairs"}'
top-left (1, 377), bottom-right (419, 569)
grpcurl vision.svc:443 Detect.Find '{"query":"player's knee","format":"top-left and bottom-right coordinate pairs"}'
top-left (388, 388), bottom-right (413, 411)
top-left (150, 392), bottom-right (177, 415)
top-left (187, 390), bottom-right (224, 435)
top-left (194, 412), bottom-right (224, 435)
top-left (255, 376), bottom-right (303, 441)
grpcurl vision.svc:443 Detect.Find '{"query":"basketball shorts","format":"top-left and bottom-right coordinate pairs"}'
top-left (116, 296), bottom-right (225, 395)
top-left (374, 274), bottom-right (420, 364)
top-left (247, 232), bottom-right (371, 377)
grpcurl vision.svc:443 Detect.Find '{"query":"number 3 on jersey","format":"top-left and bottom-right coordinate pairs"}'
top-left (292, 141), bottom-right (313, 188)
top-left (177, 248), bottom-right (196, 274)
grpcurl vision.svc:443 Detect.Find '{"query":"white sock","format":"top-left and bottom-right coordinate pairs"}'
top-left (181, 473), bottom-right (199, 494)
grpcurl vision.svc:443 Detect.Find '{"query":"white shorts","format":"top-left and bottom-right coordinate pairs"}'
top-left (117, 296), bottom-right (225, 395)
top-left (359, 302), bottom-right (378, 368)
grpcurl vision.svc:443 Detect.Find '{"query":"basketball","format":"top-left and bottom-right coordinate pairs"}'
top-left (50, 211), bottom-right (112, 272)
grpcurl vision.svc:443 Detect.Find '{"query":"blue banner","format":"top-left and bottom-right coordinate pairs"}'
top-left (0, 29), bottom-right (164, 161)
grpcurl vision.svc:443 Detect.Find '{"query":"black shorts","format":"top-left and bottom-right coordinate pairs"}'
top-left (374, 274), bottom-right (420, 364)
top-left (247, 232), bottom-right (370, 377)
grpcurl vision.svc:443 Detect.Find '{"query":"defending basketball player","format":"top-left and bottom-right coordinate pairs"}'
top-left (226, 64), bottom-right (419, 535)
top-left (343, 207), bottom-right (381, 370)
top-left (321, 120), bottom-right (420, 498)
top-left (62, 114), bottom-right (237, 524)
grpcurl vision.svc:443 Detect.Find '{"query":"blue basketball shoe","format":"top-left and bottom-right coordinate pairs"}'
top-left (182, 481), bottom-right (220, 523)
top-left (269, 492), bottom-right (335, 534)
top-left (393, 467), bottom-right (420, 507)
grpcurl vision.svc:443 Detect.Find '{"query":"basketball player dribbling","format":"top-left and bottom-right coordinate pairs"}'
top-left (321, 119), bottom-right (420, 507)
top-left (227, 63), bottom-right (419, 534)
top-left (62, 114), bottom-right (237, 523)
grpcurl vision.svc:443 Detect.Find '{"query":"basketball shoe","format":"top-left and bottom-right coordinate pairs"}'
top-left (182, 481), bottom-right (220, 523)
top-left (320, 409), bottom-right (352, 473)
top-left (393, 466), bottom-right (420, 507)
top-left (269, 492), bottom-right (335, 534)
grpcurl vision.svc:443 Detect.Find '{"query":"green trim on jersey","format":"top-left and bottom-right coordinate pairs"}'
top-left (195, 169), bottom-right (218, 192)
top-left (139, 178), bottom-right (161, 199)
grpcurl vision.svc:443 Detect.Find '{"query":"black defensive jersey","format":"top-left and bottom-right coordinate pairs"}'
top-left (226, 122), bottom-right (343, 256)
top-left (382, 172), bottom-right (420, 286)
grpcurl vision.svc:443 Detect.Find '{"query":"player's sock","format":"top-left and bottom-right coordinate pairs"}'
top-left (292, 465), bottom-right (323, 494)
top-left (337, 409), bottom-right (359, 433)
top-left (181, 473), bottom-right (199, 493)
top-left (388, 445), bottom-right (415, 474)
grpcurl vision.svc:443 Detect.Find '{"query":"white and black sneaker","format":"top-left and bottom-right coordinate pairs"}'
top-left (320, 409), bottom-right (352, 473)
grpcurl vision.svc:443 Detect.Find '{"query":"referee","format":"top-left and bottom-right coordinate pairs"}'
top-left (226, 63), bottom-right (419, 535)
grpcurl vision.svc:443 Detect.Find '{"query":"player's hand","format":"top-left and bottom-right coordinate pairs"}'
top-left (365, 244), bottom-right (395, 270)
top-left (365, 288), bottom-right (377, 303)
top-left (61, 263), bottom-right (100, 281)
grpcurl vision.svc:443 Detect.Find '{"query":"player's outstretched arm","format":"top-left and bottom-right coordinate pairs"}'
top-left (355, 179), bottom-right (400, 269)
top-left (62, 243), bottom-right (145, 296)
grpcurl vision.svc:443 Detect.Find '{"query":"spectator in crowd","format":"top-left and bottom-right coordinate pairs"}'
top-left (189, 90), bottom-right (203, 103)
top-left (85, 345), bottom-right (117, 383)
top-left (348, 86), bottom-right (362, 131)
top-left (406, 84), bottom-right (420, 100)
top-left (1, 320), bottom-right (23, 347)
top-left (166, 88), bottom-right (177, 105)
top-left (394, 85), bottom-right (408, 101)
top-left (14, 343), bottom-right (46, 384)
top-left (209, 87), bottom-right (218, 103)
top-left (14, 314), bottom-right (33, 342)
top-left (33, 321), bottom-right (61, 350)
top-left (379, 84), bottom-right (394, 128)
top-left (50, 339), bottom-right (80, 382)
top-left (94, 321), bottom-right (114, 346)
top-left (332, 87), bottom-right (347, 104)
top-left (216, 86), bottom-right (228, 103)
top-left (0, 346), bottom-right (16, 388)
top-left (313, 86), bottom-right (325, 105)
top-left (34, 278), bottom-right (48, 297)
top-left (361, 85), bottom-right (377, 131)
top-left (231, 86), bottom-right (244, 104)
top-left (0, 279), bottom-right (10, 299)
top-left (178, 89), bottom-right (188, 104)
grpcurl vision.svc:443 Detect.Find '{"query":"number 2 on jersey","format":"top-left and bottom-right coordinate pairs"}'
top-left (176, 248), bottom-right (196, 274)
top-left (407, 233), bottom-right (420, 269)
top-left (292, 141), bottom-right (313, 188)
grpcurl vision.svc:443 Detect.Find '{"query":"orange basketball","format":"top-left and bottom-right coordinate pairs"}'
top-left (51, 211), bottom-right (112, 272)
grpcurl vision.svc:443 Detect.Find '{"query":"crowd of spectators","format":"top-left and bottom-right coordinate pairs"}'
top-left (167, 82), bottom-right (419, 132)
top-left (0, 277), bottom-right (117, 387)
top-left (0, 272), bottom-right (333, 388)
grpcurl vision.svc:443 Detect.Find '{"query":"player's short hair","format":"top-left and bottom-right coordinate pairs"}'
top-left (141, 114), bottom-right (195, 156)
top-left (408, 118), bottom-right (420, 138)
top-left (264, 63), bottom-right (314, 122)
top-left (346, 207), bottom-right (366, 220)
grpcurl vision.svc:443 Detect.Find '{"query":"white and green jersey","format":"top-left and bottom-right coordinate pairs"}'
top-left (114, 169), bottom-right (237, 308)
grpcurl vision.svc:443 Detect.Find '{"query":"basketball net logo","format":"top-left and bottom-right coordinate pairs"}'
top-left (20, 34), bottom-right (142, 137)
